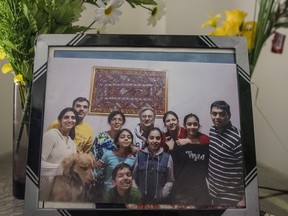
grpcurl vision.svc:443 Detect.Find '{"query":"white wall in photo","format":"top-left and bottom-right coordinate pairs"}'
top-left (43, 57), bottom-right (240, 139)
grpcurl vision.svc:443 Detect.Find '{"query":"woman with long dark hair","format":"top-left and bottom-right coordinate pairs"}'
top-left (40, 107), bottom-right (78, 201)
top-left (162, 111), bottom-right (187, 151)
top-left (170, 113), bottom-right (210, 207)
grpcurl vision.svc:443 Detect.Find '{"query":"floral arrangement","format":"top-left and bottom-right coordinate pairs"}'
top-left (201, 0), bottom-right (288, 76)
top-left (0, 0), bottom-right (166, 151)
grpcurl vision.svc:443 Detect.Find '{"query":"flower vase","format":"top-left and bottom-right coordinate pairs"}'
top-left (13, 83), bottom-right (29, 199)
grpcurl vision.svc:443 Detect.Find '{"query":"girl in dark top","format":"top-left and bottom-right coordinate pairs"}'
top-left (169, 113), bottom-right (211, 207)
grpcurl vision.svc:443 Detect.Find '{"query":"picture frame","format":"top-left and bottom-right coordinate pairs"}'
top-left (24, 34), bottom-right (259, 215)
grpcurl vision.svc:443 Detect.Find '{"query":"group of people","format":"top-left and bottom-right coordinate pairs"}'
top-left (40, 97), bottom-right (92, 201)
top-left (40, 97), bottom-right (245, 208)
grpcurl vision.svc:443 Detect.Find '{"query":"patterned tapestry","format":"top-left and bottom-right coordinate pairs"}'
top-left (89, 66), bottom-right (168, 116)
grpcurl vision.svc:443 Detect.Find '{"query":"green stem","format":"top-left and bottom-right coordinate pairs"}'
top-left (139, 4), bottom-right (152, 11)
top-left (15, 84), bottom-right (31, 153)
top-left (18, 85), bottom-right (26, 110)
top-left (250, 0), bottom-right (277, 76)
top-left (81, 20), bottom-right (96, 33)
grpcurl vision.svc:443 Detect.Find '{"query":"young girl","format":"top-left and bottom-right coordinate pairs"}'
top-left (96, 128), bottom-right (136, 199)
top-left (133, 127), bottom-right (174, 204)
top-left (170, 113), bottom-right (210, 207)
top-left (162, 111), bottom-right (187, 151)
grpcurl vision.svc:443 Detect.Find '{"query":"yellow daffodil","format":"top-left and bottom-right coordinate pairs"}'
top-left (225, 10), bottom-right (247, 28)
top-left (210, 20), bottom-right (240, 36)
top-left (1, 63), bottom-right (13, 74)
top-left (210, 26), bottom-right (226, 36)
top-left (222, 20), bottom-right (241, 36)
top-left (14, 74), bottom-right (26, 85)
top-left (201, 13), bottom-right (222, 29)
top-left (201, 1), bottom-right (288, 76)
top-left (241, 21), bottom-right (257, 51)
top-left (202, 11), bottom-right (246, 36)
top-left (0, 49), bottom-right (6, 60)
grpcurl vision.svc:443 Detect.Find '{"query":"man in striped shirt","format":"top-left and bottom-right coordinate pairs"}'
top-left (208, 100), bottom-right (245, 207)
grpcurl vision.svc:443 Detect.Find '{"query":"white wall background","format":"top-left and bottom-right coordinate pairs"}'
top-left (43, 57), bottom-right (239, 137)
top-left (1, 0), bottom-right (288, 178)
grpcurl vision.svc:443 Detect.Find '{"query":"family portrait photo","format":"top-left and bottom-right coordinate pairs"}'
top-left (37, 46), bottom-right (245, 210)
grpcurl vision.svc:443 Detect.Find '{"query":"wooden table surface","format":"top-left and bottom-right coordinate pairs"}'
top-left (0, 153), bottom-right (24, 215)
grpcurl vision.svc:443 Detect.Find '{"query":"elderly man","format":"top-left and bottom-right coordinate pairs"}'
top-left (132, 106), bottom-right (156, 154)
top-left (208, 100), bottom-right (245, 207)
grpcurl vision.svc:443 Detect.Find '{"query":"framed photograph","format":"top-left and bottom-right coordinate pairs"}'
top-left (24, 34), bottom-right (259, 215)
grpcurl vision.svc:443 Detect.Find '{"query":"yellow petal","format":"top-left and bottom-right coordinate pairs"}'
top-left (210, 20), bottom-right (240, 36)
top-left (242, 21), bottom-right (257, 32)
top-left (210, 26), bottom-right (227, 36)
top-left (14, 74), bottom-right (26, 85)
top-left (241, 21), bottom-right (257, 50)
top-left (201, 13), bottom-right (221, 29)
top-left (222, 20), bottom-right (241, 36)
top-left (0, 50), bottom-right (6, 60)
top-left (2, 63), bottom-right (13, 74)
top-left (225, 9), bottom-right (247, 28)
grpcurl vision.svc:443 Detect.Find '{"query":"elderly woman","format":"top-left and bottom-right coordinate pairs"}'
top-left (40, 107), bottom-right (78, 201)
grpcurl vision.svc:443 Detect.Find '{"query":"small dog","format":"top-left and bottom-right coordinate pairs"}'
top-left (49, 153), bottom-right (95, 202)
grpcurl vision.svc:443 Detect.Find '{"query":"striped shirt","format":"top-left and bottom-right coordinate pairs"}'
top-left (208, 122), bottom-right (244, 205)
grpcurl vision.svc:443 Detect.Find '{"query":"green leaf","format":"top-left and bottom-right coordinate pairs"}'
top-left (20, 60), bottom-right (33, 82)
top-left (38, 25), bottom-right (49, 34)
top-left (126, 0), bottom-right (136, 8)
top-left (126, 0), bottom-right (157, 8)
top-left (83, 0), bottom-right (98, 5)
top-left (128, 0), bottom-right (157, 5)
top-left (1, 40), bottom-right (26, 55)
top-left (65, 25), bottom-right (90, 33)
top-left (275, 22), bottom-right (288, 28)
top-left (54, 25), bottom-right (69, 34)
top-left (23, 3), bottom-right (38, 33)
top-left (49, 0), bottom-right (84, 24)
